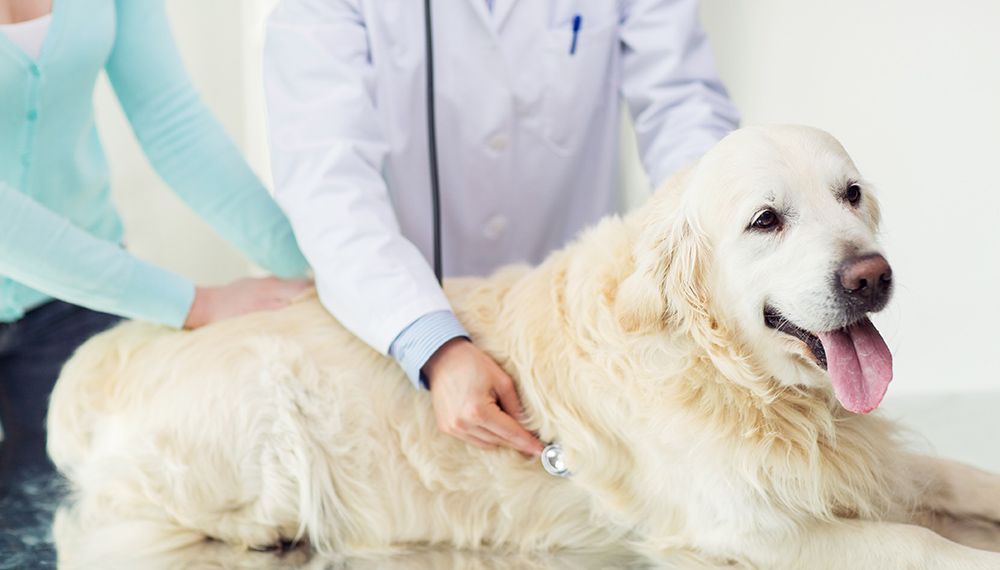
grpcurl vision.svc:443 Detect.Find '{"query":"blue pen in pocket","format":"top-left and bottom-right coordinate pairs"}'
top-left (570, 14), bottom-right (582, 55)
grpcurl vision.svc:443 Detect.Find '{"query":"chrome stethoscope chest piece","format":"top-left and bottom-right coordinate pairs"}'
top-left (541, 443), bottom-right (572, 477)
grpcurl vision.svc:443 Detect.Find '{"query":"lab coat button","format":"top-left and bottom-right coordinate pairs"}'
top-left (484, 215), bottom-right (508, 239)
top-left (489, 135), bottom-right (508, 152)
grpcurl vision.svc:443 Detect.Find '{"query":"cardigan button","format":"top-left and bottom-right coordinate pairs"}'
top-left (27, 110), bottom-right (38, 121)
top-left (30, 65), bottom-right (40, 77)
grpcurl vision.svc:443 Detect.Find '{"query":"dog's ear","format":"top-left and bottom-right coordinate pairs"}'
top-left (662, 220), bottom-right (711, 328)
top-left (615, 209), bottom-right (710, 331)
top-left (615, 168), bottom-right (709, 333)
top-left (615, 235), bottom-right (669, 333)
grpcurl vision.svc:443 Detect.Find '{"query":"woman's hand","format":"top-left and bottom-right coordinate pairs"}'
top-left (423, 338), bottom-right (544, 456)
top-left (183, 276), bottom-right (313, 329)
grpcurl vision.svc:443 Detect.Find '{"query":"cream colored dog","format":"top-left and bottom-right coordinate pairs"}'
top-left (48, 126), bottom-right (1000, 569)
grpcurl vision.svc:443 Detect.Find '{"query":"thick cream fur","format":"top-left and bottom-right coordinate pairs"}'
top-left (47, 126), bottom-right (1000, 569)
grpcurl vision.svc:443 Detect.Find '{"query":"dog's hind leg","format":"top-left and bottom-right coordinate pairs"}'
top-left (53, 498), bottom-right (211, 570)
top-left (53, 499), bottom-right (312, 570)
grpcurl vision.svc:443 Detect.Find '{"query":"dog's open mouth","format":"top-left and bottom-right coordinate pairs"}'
top-left (764, 306), bottom-right (893, 414)
top-left (763, 308), bottom-right (827, 369)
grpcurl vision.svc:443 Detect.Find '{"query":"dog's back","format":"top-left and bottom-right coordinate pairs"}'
top-left (47, 289), bottom-right (622, 565)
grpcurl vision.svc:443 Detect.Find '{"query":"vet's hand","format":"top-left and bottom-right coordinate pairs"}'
top-left (423, 338), bottom-right (544, 456)
top-left (184, 276), bottom-right (314, 329)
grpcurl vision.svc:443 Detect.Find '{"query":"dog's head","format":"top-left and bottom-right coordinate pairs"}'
top-left (617, 125), bottom-right (893, 413)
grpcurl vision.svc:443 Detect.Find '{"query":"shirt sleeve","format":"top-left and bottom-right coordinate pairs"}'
top-left (619, 0), bottom-right (741, 187)
top-left (264, 0), bottom-right (453, 355)
top-left (104, 0), bottom-right (310, 279)
top-left (0, 183), bottom-right (194, 327)
top-left (389, 310), bottom-right (470, 389)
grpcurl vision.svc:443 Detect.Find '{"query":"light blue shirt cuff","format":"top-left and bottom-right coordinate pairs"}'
top-left (389, 310), bottom-right (469, 390)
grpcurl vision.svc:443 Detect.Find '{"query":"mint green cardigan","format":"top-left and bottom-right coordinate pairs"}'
top-left (0, 0), bottom-right (309, 327)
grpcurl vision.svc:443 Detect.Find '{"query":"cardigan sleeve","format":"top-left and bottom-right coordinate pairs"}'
top-left (0, 182), bottom-right (195, 327)
top-left (103, 0), bottom-right (310, 279)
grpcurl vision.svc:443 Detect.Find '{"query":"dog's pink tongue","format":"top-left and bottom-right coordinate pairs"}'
top-left (817, 317), bottom-right (892, 414)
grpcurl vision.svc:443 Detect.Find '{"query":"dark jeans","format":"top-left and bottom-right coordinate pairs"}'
top-left (0, 301), bottom-right (121, 470)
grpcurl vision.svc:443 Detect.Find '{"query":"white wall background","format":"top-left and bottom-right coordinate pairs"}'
top-left (101, 0), bottom-right (999, 394)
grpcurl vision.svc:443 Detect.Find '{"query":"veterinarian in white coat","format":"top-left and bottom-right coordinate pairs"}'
top-left (265, 0), bottom-right (739, 455)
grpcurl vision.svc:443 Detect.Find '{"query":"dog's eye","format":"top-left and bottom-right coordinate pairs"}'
top-left (846, 184), bottom-right (862, 206)
top-left (751, 210), bottom-right (781, 232)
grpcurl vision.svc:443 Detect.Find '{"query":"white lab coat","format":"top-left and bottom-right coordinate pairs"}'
top-left (264, 0), bottom-right (740, 355)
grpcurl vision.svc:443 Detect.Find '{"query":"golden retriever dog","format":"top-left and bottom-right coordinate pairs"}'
top-left (47, 125), bottom-right (1000, 569)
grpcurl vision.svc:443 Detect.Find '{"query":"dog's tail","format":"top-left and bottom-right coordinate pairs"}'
top-left (46, 320), bottom-right (170, 479)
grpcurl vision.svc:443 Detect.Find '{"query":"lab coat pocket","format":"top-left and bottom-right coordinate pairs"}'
top-left (540, 19), bottom-right (618, 156)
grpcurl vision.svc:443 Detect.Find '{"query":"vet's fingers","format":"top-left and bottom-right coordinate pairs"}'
top-left (459, 431), bottom-right (500, 450)
top-left (480, 404), bottom-right (544, 456)
top-left (492, 373), bottom-right (528, 422)
top-left (491, 376), bottom-right (544, 455)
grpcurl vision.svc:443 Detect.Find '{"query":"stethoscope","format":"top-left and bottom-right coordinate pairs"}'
top-left (423, 1), bottom-right (571, 478)
top-left (422, 0), bottom-right (443, 284)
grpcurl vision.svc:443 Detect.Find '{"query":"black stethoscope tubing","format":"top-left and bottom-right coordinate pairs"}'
top-left (423, 0), bottom-right (443, 284)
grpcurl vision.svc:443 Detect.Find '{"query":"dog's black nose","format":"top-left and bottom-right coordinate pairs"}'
top-left (837, 254), bottom-right (893, 312)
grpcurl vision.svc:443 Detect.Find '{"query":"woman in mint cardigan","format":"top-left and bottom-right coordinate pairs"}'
top-left (0, 0), bottom-right (311, 465)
